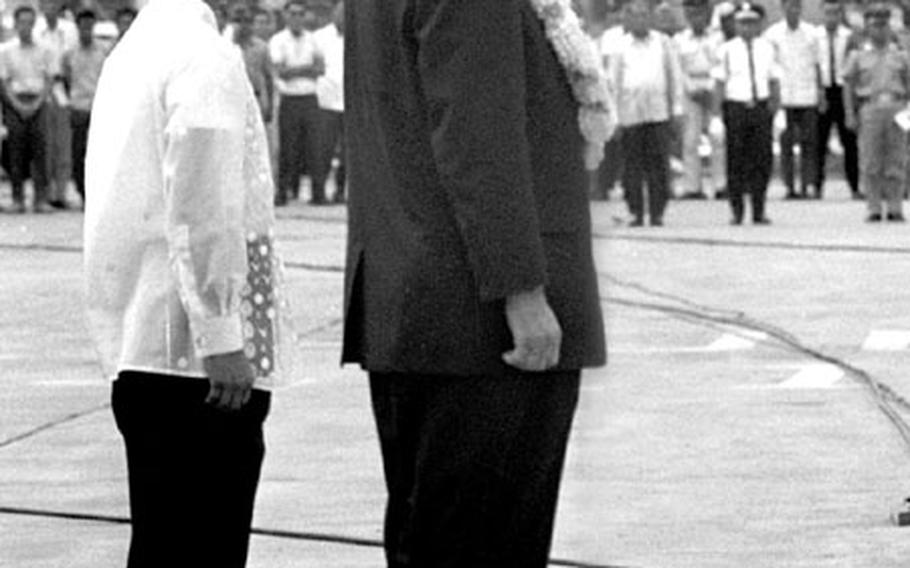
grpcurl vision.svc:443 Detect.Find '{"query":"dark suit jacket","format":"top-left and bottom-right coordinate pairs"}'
top-left (342, 0), bottom-right (606, 376)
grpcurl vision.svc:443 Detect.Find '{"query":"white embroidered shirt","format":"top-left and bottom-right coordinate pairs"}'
top-left (84, 0), bottom-right (288, 388)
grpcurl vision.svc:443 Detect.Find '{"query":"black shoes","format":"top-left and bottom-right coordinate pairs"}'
top-left (629, 217), bottom-right (644, 227)
top-left (866, 213), bottom-right (882, 223)
top-left (887, 213), bottom-right (906, 222)
top-left (753, 217), bottom-right (772, 225)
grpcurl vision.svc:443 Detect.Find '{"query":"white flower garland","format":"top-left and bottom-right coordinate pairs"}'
top-left (529, 0), bottom-right (617, 170)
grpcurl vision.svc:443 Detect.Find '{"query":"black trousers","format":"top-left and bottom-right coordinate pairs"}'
top-left (592, 128), bottom-right (624, 199)
top-left (6, 102), bottom-right (48, 204)
top-left (621, 121), bottom-right (670, 222)
top-left (277, 94), bottom-right (326, 202)
top-left (818, 85), bottom-right (859, 195)
top-left (70, 109), bottom-right (91, 200)
top-left (112, 372), bottom-right (270, 568)
top-left (321, 109), bottom-right (346, 198)
top-left (724, 101), bottom-right (773, 222)
top-left (369, 370), bottom-right (581, 568)
top-left (780, 106), bottom-right (819, 194)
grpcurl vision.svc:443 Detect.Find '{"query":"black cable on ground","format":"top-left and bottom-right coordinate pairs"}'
top-left (0, 506), bottom-right (633, 568)
top-left (0, 402), bottom-right (110, 450)
top-left (603, 278), bottom-right (910, 457)
top-left (595, 231), bottom-right (910, 255)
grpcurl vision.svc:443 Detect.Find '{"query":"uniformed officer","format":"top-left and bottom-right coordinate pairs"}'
top-left (843, 3), bottom-right (910, 222)
top-left (713, 2), bottom-right (780, 225)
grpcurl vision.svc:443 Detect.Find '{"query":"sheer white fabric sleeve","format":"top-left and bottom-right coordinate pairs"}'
top-left (163, 49), bottom-right (249, 358)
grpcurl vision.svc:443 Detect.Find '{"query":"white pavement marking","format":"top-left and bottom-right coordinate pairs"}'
top-left (31, 379), bottom-right (108, 388)
top-left (862, 329), bottom-right (910, 351)
top-left (703, 330), bottom-right (769, 352)
top-left (777, 363), bottom-right (845, 390)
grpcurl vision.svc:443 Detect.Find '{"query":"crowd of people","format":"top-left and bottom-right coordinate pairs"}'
top-left (5, 0), bottom-right (908, 225)
top-left (0, 0), bottom-right (345, 214)
top-left (592, 0), bottom-right (910, 225)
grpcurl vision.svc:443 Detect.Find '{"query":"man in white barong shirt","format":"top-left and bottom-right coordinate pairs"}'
top-left (84, 0), bottom-right (286, 565)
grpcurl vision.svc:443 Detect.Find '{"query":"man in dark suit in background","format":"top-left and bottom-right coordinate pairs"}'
top-left (344, 1), bottom-right (607, 566)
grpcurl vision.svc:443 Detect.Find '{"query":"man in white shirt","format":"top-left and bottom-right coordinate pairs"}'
top-left (84, 0), bottom-right (285, 564)
top-left (1, 5), bottom-right (57, 214)
top-left (312, 1), bottom-right (344, 203)
top-left (609, 0), bottom-right (684, 226)
top-left (714, 3), bottom-right (780, 224)
top-left (61, 8), bottom-right (107, 205)
top-left (36, 0), bottom-right (77, 209)
top-left (816, 0), bottom-right (860, 200)
top-left (765, 0), bottom-right (824, 199)
top-left (676, 0), bottom-right (726, 199)
top-left (269, 0), bottom-right (325, 205)
top-left (592, 5), bottom-right (625, 201)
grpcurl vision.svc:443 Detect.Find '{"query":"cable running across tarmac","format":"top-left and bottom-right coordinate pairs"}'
top-left (594, 231), bottom-right (910, 255)
top-left (603, 275), bottom-right (910, 454)
top-left (0, 508), bottom-right (631, 568)
top-left (7, 231), bottom-right (910, 256)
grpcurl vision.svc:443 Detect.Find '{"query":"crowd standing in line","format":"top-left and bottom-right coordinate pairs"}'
top-left (593, 0), bottom-right (910, 225)
top-left (2, 0), bottom-right (908, 224)
top-left (0, 0), bottom-right (345, 214)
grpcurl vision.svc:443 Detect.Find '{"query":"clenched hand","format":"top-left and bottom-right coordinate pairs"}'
top-left (502, 286), bottom-right (562, 372)
top-left (203, 350), bottom-right (255, 411)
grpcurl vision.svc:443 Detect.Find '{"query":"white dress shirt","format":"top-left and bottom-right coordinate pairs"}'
top-left (764, 20), bottom-right (821, 106)
top-left (817, 24), bottom-right (852, 88)
top-left (35, 16), bottom-right (78, 67)
top-left (714, 36), bottom-right (780, 103)
top-left (268, 27), bottom-right (319, 96)
top-left (675, 28), bottom-right (724, 94)
top-left (312, 23), bottom-right (343, 112)
top-left (85, 0), bottom-right (290, 388)
top-left (0, 37), bottom-right (56, 95)
top-left (610, 30), bottom-right (684, 127)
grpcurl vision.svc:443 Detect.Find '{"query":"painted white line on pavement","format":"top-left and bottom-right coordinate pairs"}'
top-left (862, 330), bottom-right (910, 351)
top-left (31, 379), bottom-right (108, 388)
top-left (703, 331), bottom-right (769, 352)
top-left (777, 364), bottom-right (845, 390)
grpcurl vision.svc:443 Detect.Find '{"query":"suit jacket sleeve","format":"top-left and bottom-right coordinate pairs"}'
top-left (414, 0), bottom-right (547, 302)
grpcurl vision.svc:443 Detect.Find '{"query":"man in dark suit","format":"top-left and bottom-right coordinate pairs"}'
top-left (344, 1), bottom-right (607, 566)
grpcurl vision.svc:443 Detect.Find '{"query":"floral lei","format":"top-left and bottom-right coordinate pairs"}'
top-left (529, 0), bottom-right (616, 170)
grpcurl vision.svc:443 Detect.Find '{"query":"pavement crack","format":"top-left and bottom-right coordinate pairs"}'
top-left (0, 402), bottom-right (110, 450)
top-left (0, 506), bottom-right (632, 567)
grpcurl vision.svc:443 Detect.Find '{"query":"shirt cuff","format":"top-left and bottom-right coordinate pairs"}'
top-left (191, 313), bottom-right (244, 358)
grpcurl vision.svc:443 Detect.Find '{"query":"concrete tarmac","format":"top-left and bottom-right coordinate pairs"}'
top-left (3, 180), bottom-right (910, 567)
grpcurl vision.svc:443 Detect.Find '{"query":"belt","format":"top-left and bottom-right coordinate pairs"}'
top-left (727, 99), bottom-right (768, 108)
top-left (13, 92), bottom-right (41, 102)
top-left (859, 92), bottom-right (906, 107)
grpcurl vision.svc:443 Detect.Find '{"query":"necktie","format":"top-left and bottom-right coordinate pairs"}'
top-left (828, 32), bottom-right (837, 86)
top-left (746, 40), bottom-right (758, 103)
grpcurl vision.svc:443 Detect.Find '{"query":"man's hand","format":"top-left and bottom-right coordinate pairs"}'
top-left (203, 350), bottom-right (255, 411)
top-left (502, 286), bottom-right (562, 372)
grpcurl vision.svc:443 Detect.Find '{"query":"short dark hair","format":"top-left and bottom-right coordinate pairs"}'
top-left (76, 8), bottom-right (97, 22)
top-left (14, 5), bottom-right (36, 21)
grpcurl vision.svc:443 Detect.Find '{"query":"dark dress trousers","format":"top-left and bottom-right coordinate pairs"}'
top-left (344, 1), bottom-right (607, 566)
